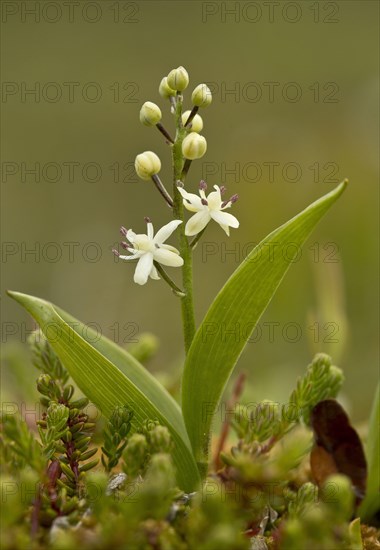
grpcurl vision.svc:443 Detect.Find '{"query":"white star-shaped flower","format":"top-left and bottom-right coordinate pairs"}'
top-left (177, 182), bottom-right (239, 237)
top-left (114, 219), bottom-right (183, 285)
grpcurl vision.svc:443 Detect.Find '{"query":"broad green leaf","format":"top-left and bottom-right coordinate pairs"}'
top-left (182, 181), bottom-right (348, 473)
top-left (359, 382), bottom-right (380, 521)
top-left (8, 291), bottom-right (200, 491)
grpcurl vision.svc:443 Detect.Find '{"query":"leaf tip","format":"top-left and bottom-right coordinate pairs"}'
top-left (340, 178), bottom-right (349, 192)
top-left (7, 290), bottom-right (24, 302)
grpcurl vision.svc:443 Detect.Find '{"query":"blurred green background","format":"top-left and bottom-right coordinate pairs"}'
top-left (2, 1), bottom-right (378, 423)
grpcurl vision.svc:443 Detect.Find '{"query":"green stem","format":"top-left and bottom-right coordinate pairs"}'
top-left (153, 262), bottom-right (185, 297)
top-left (172, 94), bottom-right (196, 353)
top-left (190, 225), bottom-right (208, 249)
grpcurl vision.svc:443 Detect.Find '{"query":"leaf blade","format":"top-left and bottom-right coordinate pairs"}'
top-left (8, 291), bottom-right (200, 491)
top-left (359, 382), bottom-right (380, 521)
top-left (182, 181), bottom-right (348, 471)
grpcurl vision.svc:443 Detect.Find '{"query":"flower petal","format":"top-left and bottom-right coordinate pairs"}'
top-left (154, 248), bottom-right (184, 267)
top-left (185, 210), bottom-right (211, 236)
top-left (126, 229), bottom-right (136, 243)
top-left (210, 210), bottom-right (239, 230)
top-left (220, 224), bottom-right (230, 236)
top-left (149, 265), bottom-right (161, 280)
top-left (118, 251), bottom-right (144, 261)
top-left (177, 187), bottom-right (204, 212)
top-left (153, 220), bottom-right (183, 245)
top-left (160, 243), bottom-right (181, 254)
top-left (207, 189), bottom-right (223, 210)
top-left (133, 234), bottom-right (152, 253)
top-left (133, 253), bottom-right (153, 285)
top-left (147, 222), bottom-right (154, 240)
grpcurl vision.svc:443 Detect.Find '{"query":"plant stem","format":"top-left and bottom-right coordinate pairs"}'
top-left (151, 174), bottom-right (174, 207)
top-left (184, 105), bottom-right (199, 126)
top-left (172, 94), bottom-right (196, 353)
top-left (190, 225), bottom-right (208, 249)
top-left (154, 262), bottom-right (185, 297)
top-left (156, 123), bottom-right (174, 144)
top-left (181, 159), bottom-right (192, 180)
top-left (213, 372), bottom-right (246, 471)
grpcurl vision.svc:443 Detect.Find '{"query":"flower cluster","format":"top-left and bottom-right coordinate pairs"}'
top-left (113, 66), bottom-right (239, 286)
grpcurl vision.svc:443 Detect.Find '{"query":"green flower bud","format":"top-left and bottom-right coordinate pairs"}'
top-left (191, 83), bottom-right (212, 107)
top-left (321, 474), bottom-right (354, 521)
top-left (328, 365), bottom-right (345, 391)
top-left (145, 453), bottom-right (176, 490)
top-left (159, 77), bottom-right (176, 99)
top-left (139, 101), bottom-right (162, 127)
top-left (148, 425), bottom-right (173, 454)
top-left (86, 471), bottom-right (108, 509)
top-left (20, 470), bottom-right (40, 506)
top-left (135, 151), bottom-right (161, 180)
top-left (181, 110), bottom-right (203, 133)
top-left (282, 518), bottom-right (305, 547)
top-left (127, 332), bottom-right (159, 363)
top-left (47, 403), bottom-right (69, 427)
top-left (167, 66), bottom-right (189, 92)
top-left (28, 329), bottom-right (45, 349)
top-left (182, 132), bottom-right (207, 160)
top-left (311, 352), bottom-right (332, 370)
top-left (303, 506), bottom-right (326, 539)
top-left (37, 373), bottom-right (53, 396)
top-left (123, 433), bottom-right (148, 477)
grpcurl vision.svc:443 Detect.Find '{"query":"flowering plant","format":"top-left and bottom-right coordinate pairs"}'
top-left (5, 65), bottom-right (378, 548)
top-left (8, 64), bottom-right (349, 483)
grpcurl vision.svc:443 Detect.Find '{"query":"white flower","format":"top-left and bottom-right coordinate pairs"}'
top-left (114, 219), bottom-right (183, 285)
top-left (177, 182), bottom-right (239, 237)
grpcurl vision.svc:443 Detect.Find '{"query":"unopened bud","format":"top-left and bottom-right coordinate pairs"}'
top-left (135, 151), bottom-right (161, 180)
top-left (191, 83), bottom-right (212, 107)
top-left (182, 132), bottom-right (207, 160)
top-left (182, 110), bottom-right (203, 133)
top-left (321, 474), bottom-right (354, 520)
top-left (37, 374), bottom-right (53, 396)
top-left (47, 403), bottom-right (69, 427)
top-left (329, 365), bottom-right (345, 388)
top-left (167, 66), bottom-right (189, 92)
top-left (139, 101), bottom-right (162, 127)
top-left (159, 77), bottom-right (176, 99)
top-left (145, 453), bottom-right (176, 490)
top-left (123, 433), bottom-right (148, 477)
top-left (148, 425), bottom-right (173, 454)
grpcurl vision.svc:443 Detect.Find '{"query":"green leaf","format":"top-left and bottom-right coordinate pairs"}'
top-left (348, 518), bottom-right (363, 550)
top-left (8, 291), bottom-right (200, 491)
top-left (182, 181), bottom-right (348, 474)
top-left (359, 382), bottom-right (380, 521)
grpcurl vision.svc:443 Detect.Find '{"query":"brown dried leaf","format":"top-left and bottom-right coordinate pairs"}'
top-left (310, 399), bottom-right (367, 502)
